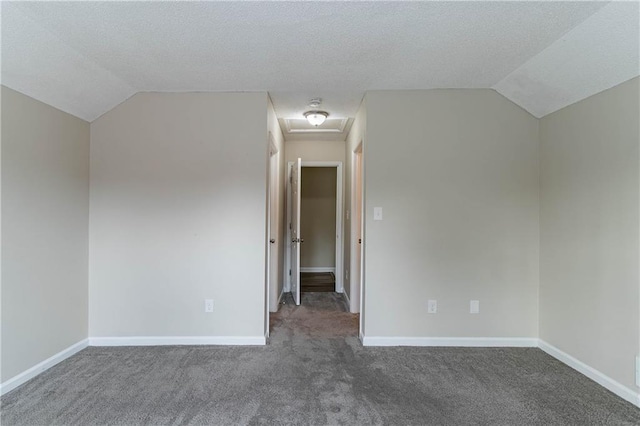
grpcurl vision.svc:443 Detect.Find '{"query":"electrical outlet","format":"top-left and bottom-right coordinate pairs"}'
top-left (204, 299), bottom-right (214, 313)
top-left (427, 299), bottom-right (437, 314)
top-left (470, 300), bottom-right (479, 314)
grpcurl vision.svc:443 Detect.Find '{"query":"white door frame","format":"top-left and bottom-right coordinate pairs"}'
top-left (285, 161), bottom-right (344, 294)
top-left (351, 142), bottom-right (365, 337)
top-left (265, 133), bottom-right (278, 337)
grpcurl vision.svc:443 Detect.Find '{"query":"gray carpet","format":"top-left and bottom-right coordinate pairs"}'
top-left (2, 294), bottom-right (639, 425)
top-left (270, 292), bottom-right (356, 340)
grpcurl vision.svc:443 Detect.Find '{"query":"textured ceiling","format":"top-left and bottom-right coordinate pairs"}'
top-left (494, 2), bottom-right (640, 118)
top-left (1, 1), bottom-right (638, 127)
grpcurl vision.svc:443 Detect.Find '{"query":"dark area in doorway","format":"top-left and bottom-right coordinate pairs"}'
top-left (301, 272), bottom-right (335, 292)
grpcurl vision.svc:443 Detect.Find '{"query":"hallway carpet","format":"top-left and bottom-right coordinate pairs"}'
top-left (2, 294), bottom-right (639, 425)
top-left (270, 292), bottom-right (357, 338)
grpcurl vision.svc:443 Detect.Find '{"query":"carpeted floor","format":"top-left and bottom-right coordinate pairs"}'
top-left (2, 293), bottom-right (639, 425)
top-left (270, 292), bottom-right (357, 338)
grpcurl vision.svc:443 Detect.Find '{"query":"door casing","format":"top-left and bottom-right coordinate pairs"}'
top-left (265, 133), bottom-right (279, 335)
top-left (285, 161), bottom-right (344, 295)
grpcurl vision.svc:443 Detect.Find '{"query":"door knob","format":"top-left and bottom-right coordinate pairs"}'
top-left (270, 239), bottom-right (275, 244)
top-left (300, 238), bottom-right (304, 243)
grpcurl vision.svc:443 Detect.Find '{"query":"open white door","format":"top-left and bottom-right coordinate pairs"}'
top-left (355, 148), bottom-right (363, 311)
top-left (290, 158), bottom-right (302, 305)
top-left (267, 136), bottom-right (279, 315)
top-left (350, 143), bottom-right (363, 315)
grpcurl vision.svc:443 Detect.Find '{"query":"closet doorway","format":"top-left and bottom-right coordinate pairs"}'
top-left (285, 160), bottom-right (343, 305)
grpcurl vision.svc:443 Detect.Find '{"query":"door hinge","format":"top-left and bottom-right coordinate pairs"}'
top-left (289, 222), bottom-right (292, 229)
top-left (289, 269), bottom-right (291, 276)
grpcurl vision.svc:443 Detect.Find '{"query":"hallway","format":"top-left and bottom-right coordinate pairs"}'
top-left (269, 293), bottom-right (358, 339)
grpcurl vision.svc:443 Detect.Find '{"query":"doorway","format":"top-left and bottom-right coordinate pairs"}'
top-left (269, 158), bottom-right (358, 340)
top-left (300, 166), bottom-right (338, 292)
top-left (285, 161), bottom-right (344, 304)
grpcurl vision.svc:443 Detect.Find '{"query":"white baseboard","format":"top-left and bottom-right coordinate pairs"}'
top-left (0, 338), bottom-right (89, 396)
top-left (299, 267), bottom-right (335, 273)
top-left (3, 334), bottom-right (635, 410)
top-left (538, 340), bottom-right (640, 408)
top-left (362, 336), bottom-right (538, 347)
top-left (89, 336), bottom-right (266, 346)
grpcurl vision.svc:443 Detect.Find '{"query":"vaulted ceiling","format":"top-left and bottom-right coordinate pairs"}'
top-left (2, 1), bottom-right (638, 129)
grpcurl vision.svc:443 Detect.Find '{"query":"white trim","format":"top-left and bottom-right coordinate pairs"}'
top-left (265, 136), bottom-right (279, 334)
top-left (301, 161), bottom-right (343, 294)
top-left (285, 161), bottom-right (293, 293)
top-left (299, 267), bottom-right (335, 273)
top-left (538, 340), bottom-right (640, 408)
top-left (301, 161), bottom-right (342, 168)
top-left (268, 131), bottom-right (279, 157)
top-left (89, 336), bottom-right (266, 346)
top-left (4, 335), bottom-right (635, 410)
top-left (351, 141), bottom-right (365, 320)
top-left (342, 289), bottom-right (351, 307)
top-left (361, 336), bottom-right (639, 407)
top-left (284, 118), bottom-right (349, 134)
top-left (362, 336), bottom-right (538, 347)
top-left (335, 163), bottom-right (344, 294)
top-left (286, 161), bottom-right (344, 295)
top-left (0, 338), bottom-right (89, 396)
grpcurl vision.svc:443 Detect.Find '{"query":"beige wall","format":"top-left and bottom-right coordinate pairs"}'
top-left (267, 98), bottom-right (286, 312)
top-left (285, 140), bottom-right (345, 163)
top-left (3, 78), bottom-right (638, 403)
top-left (301, 167), bottom-right (337, 268)
top-left (1, 87), bottom-right (89, 382)
top-left (89, 92), bottom-right (267, 338)
top-left (363, 89), bottom-right (540, 338)
top-left (539, 77), bottom-right (639, 392)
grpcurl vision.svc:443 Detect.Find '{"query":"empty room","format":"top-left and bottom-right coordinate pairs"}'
top-left (1, 1), bottom-right (639, 425)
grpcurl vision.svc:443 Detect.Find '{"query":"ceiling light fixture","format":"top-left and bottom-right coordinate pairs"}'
top-left (304, 110), bottom-right (329, 126)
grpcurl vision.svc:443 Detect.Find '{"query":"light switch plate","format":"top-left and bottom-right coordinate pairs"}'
top-left (373, 207), bottom-right (383, 220)
top-left (470, 300), bottom-right (480, 314)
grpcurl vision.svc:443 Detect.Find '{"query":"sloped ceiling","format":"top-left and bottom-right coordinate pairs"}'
top-left (1, 1), bottom-right (638, 125)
